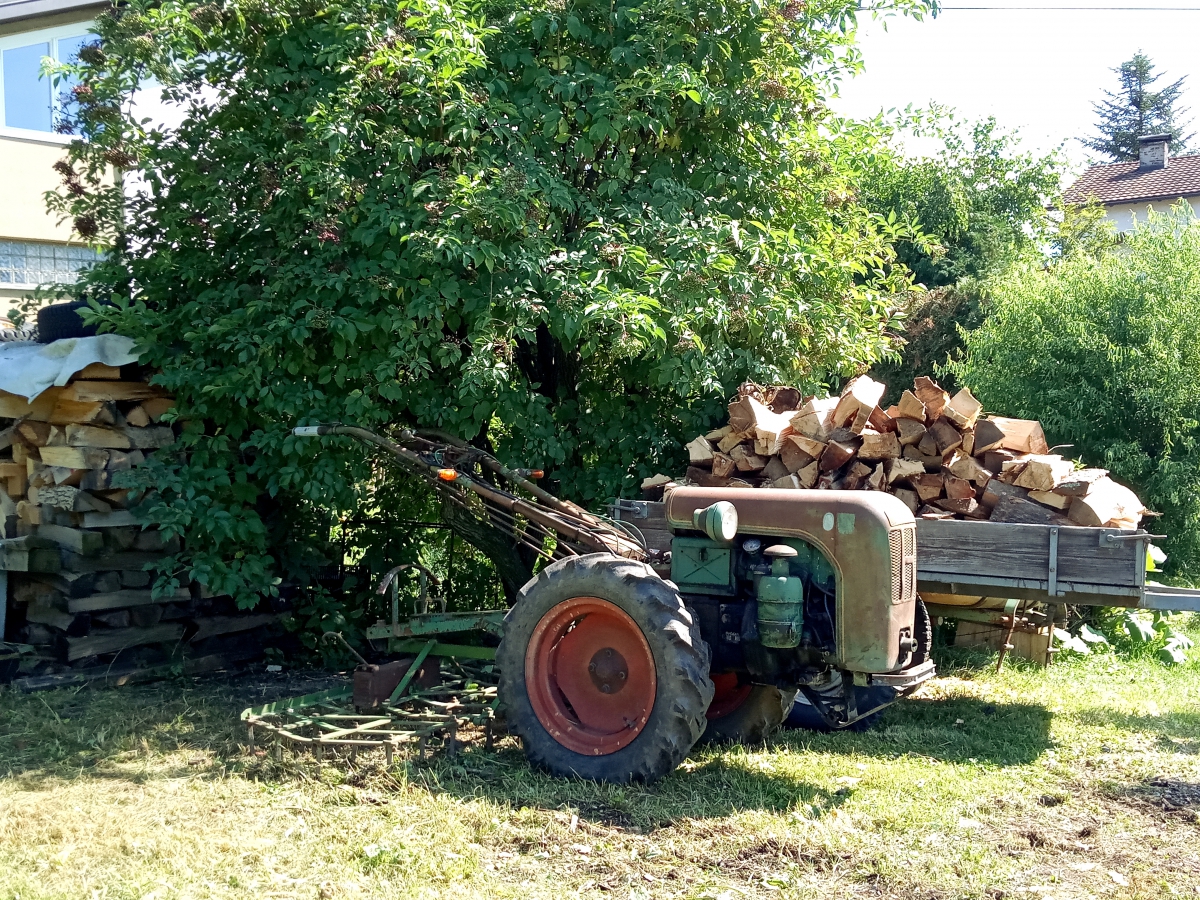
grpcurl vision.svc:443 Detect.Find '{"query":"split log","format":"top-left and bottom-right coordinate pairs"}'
top-left (981, 448), bottom-right (1019, 474)
top-left (730, 445), bottom-right (767, 473)
top-left (867, 406), bottom-right (897, 434)
top-left (883, 457), bottom-right (927, 485)
top-left (36, 523), bottom-right (103, 555)
top-left (65, 381), bottom-right (166, 403)
top-left (717, 432), bottom-right (748, 454)
top-left (944, 451), bottom-right (993, 487)
top-left (773, 474), bottom-right (801, 489)
top-left (706, 425), bottom-right (732, 442)
top-left (866, 464), bottom-right (887, 491)
top-left (928, 418), bottom-right (963, 455)
top-left (893, 488), bottom-right (919, 513)
top-left (762, 456), bottom-right (790, 483)
top-left (831, 376), bottom-right (886, 432)
top-left (943, 388), bottom-right (983, 430)
top-left (960, 429), bottom-right (975, 457)
top-left (981, 479), bottom-right (1030, 509)
top-left (858, 429), bottom-right (901, 460)
top-left (1067, 477), bottom-right (1145, 529)
top-left (913, 377), bottom-right (950, 421)
top-left (780, 436), bottom-right (822, 473)
top-left (796, 461), bottom-right (819, 489)
top-left (67, 623), bottom-right (187, 661)
top-left (686, 436), bottom-right (716, 467)
top-left (1053, 468), bottom-right (1110, 497)
top-left (124, 406), bottom-right (151, 428)
top-left (911, 473), bottom-right (945, 503)
top-left (918, 506), bottom-right (955, 520)
top-left (936, 497), bottom-right (978, 516)
top-left (973, 417), bottom-right (1049, 455)
top-left (790, 396), bottom-right (839, 441)
top-left (1028, 490), bottom-right (1073, 511)
top-left (47, 398), bottom-right (116, 427)
top-left (711, 453), bottom-right (736, 479)
top-left (943, 475), bottom-right (977, 501)
top-left (842, 462), bottom-right (873, 491)
top-left (819, 440), bottom-right (859, 472)
top-left (1011, 455), bottom-right (1075, 492)
top-left (765, 386), bottom-right (803, 413)
top-left (989, 495), bottom-right (1070, 526)
top-left (902, 444), bottom-right (944, 470)
top-left (896, 390), bottom-right (927, 422)
top-left (38, 446), bottom-right (110, 470)
top-left (76, 362), bottom-right (123, 380)
top-left (139, 397), bottom-right (176, 422)
top-left (896, 418), bottom-right (926, 447)
top-left (687, 467), bottom-right (731, 488)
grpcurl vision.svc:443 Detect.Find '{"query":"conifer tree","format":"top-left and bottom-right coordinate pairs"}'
top-left (1083, 52), bottom-right (1194, 161)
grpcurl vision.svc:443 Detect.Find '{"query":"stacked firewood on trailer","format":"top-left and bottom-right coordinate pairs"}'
top-left (0, 360), bottom-right (278, 688)
top-left (654, 375), bottom-right (1147, 530)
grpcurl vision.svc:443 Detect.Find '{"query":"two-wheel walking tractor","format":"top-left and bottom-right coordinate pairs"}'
top-left (243, 424), bottom-right (931, 783)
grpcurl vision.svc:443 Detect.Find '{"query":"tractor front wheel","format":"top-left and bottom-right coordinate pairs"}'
top-left (498, 554), bottom-right (714, 783)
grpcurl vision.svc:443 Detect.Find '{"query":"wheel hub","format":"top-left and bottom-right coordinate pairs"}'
top-left (525, 597), bottom-right (657, 755)
top-left (588, 647), bottom-right (629, 694)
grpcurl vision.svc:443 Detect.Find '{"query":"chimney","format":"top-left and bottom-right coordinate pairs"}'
top-left (1139, 134), bottom-right (1171, 170)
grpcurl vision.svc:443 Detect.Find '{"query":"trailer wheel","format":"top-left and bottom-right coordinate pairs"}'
top-left (497, 553), bottom-right (714, 783)
top-left (786, 599), bottom-right (932, 732)
top-left (701, 674), bottom-right (796, 745)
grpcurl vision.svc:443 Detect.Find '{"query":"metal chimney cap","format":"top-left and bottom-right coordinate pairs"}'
top-left (1138, 134), bottom-right (1173, 145)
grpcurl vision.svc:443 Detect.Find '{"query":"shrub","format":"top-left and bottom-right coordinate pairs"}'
top-left (950, 205), bottom-right (1200, 575)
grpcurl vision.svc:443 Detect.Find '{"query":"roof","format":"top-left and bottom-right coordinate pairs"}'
top-left (0, 0), bottom-right (104, 25)
top-left (1063, 154), bottom-right (1200, 206)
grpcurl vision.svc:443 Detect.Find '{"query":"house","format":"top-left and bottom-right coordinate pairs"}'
top-left (1063, 134), bottom-right (1200, 232)
top-left (0, 0), bottom-right (104, 309)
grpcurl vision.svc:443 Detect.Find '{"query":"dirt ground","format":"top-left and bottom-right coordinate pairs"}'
top-left (2, 643), bottom-right (1199, 900)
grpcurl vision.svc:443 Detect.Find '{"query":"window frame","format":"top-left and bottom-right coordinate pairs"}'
top-left (0, 21), bottom-right (96, 142)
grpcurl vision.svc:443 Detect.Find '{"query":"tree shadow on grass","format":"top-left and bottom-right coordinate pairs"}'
top-left (409, 742), bottom-right (849, 830)
top-left (0, 671), bottom-right (343, 783)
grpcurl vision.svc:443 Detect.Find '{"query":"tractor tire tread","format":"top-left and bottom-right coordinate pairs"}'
top-left (497, 553), bottom-right (714, 783)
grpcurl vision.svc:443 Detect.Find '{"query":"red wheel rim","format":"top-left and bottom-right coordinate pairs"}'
top-left (525, 597), bottom-right (657, 755)
top-left (706, 672), bottom-right (753, 720)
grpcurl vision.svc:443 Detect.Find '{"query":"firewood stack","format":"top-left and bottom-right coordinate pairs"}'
top-left (0, 361), bottom-right (275, 684)
top-left (660, 375), bottom-right (1147, 530)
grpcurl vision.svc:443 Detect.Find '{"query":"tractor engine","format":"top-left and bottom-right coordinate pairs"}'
top-left (674, 534), bottom-right (841, 690)
top-left (662, 486), bottom-right (923, 689)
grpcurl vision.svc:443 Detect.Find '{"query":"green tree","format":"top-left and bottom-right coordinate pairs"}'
top-left (949, 205), bottom-right (1200, 576)
top-left (50, 0), bottom-right (933, 609)
top-left (863, 112), bottom-right (1062, 398)
top-left (1082, 51), bottom-right (1194, 162)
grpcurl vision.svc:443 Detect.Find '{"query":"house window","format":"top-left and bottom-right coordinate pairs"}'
top-left (0, 26), bottom-right (94, 136)
top-left (0, 240), bottom-right (100, 289)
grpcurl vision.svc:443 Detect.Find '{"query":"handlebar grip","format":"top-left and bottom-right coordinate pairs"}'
top-left (293, 425), bottom-right (326, 437)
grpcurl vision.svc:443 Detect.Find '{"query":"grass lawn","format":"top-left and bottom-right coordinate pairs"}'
top-left (2, 641), bottom-right (1199, 900)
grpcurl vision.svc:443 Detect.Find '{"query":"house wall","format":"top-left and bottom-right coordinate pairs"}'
top-left (1104, 198), bottom-right (1200, 233)
top-left (0, 8), bottom-right (102, 311)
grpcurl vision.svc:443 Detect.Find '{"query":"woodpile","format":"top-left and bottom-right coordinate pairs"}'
top-left (0, 361), bottom-right (276, 686)
top-left (663, 375), bottom-right (1149, 530)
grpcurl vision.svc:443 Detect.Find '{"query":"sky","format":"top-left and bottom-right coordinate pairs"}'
top-left (833, 1), bottom-right (1200, 178)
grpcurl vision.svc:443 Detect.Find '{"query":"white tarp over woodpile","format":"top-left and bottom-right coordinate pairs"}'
top-left (0, 336), bottom-right (138, 401)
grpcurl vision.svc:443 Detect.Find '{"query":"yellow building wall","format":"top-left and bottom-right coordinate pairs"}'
top-left (0, 132), bottom-right (73, 243)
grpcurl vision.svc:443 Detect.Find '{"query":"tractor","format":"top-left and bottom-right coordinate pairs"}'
top-left (291, 424), bottom-right (934, 783)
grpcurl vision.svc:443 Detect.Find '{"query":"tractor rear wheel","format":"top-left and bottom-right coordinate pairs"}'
top-left (497, 553), bottom-right (714, 783)
top-left (701, 674), bottom-right (796, 745)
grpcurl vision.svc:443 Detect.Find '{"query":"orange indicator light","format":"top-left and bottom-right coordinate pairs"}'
top-left (437, 468), bottom-right (458, 482)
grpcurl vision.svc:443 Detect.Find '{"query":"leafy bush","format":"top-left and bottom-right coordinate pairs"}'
top-left (50, 0), bottom-right (934, 608)
top-left (864, 114), bottom-right (1062, 400)
top-left (951, 206), bottom-right (1200, 575)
